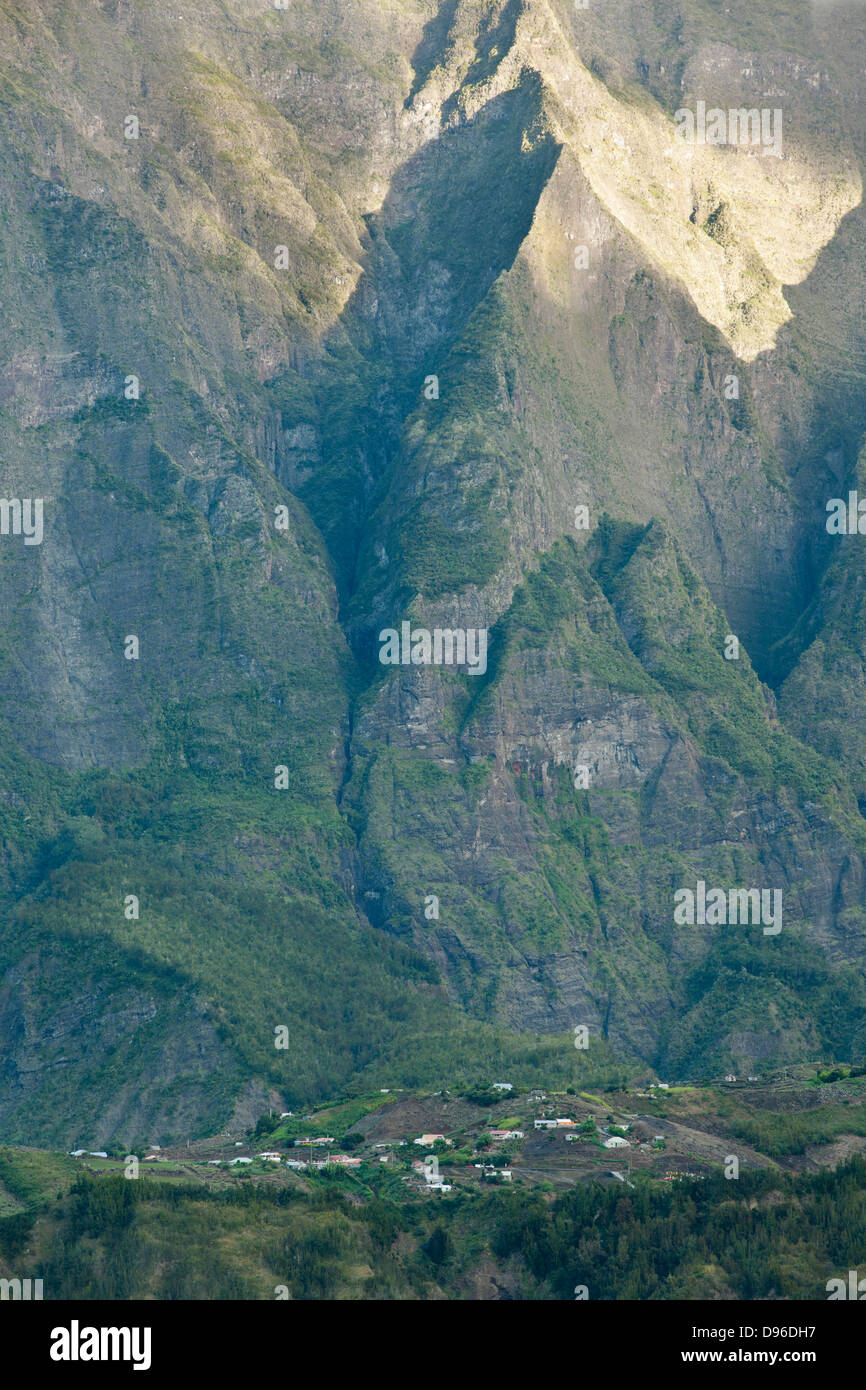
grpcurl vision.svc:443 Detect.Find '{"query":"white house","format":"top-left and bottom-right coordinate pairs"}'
top-left (480, 1164), bottom-right (513, 1181)
top-left (534, 1119), bottom-right (558, 1129)
top-left (257, 1152), bottom-right (282, 1162)
top-left (603, 1136), bottom-right (630, 1149)
top-left (414, 1133), bottom-right (450, 1147)
top-left (492, 1082), bottom-right (513, 1091)
top-left (229, 1156), bottom-right (253, 1165)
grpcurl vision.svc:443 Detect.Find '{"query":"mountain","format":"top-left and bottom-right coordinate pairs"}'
top-left (1, 0), bottom-right (866, 1146)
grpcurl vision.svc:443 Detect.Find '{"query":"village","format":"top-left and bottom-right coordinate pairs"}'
top-left (60, 1068), bottom-right (831, 1199)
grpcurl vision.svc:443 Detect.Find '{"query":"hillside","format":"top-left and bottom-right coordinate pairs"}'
top-left (2, 1071), bottom-right (866, 1299)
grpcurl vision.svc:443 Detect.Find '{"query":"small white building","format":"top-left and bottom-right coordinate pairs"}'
top-left (229, 1156), bottom-right (253, 1165)
top-left (479, 1164), bottom-right (512, 1181)
top-left (492, 1082), bottom-right (513, 1092)
top-left (603, 1136), bottom-right (630, 1149)
top-left (534, 1119), bottom-right (558, 1130)
top-left (257, 1152), bottom-right (282, 1162)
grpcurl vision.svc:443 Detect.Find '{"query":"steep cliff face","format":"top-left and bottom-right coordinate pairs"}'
top-left (1, 0), bottom-right (866, 1142)
top-left (332, 0), bottom-right (866, 1076)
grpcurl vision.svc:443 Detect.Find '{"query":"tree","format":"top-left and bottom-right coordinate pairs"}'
top-left (422, 1225), bottom-right (451, 1266)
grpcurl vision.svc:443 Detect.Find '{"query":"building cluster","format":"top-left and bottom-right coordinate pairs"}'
top-left (276, 1153), bottom-right (362, 1171)
top-left (474, 1164), bottom-right (513, 1181)
top-left (412, 1157), bottom-right (452, 1192)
